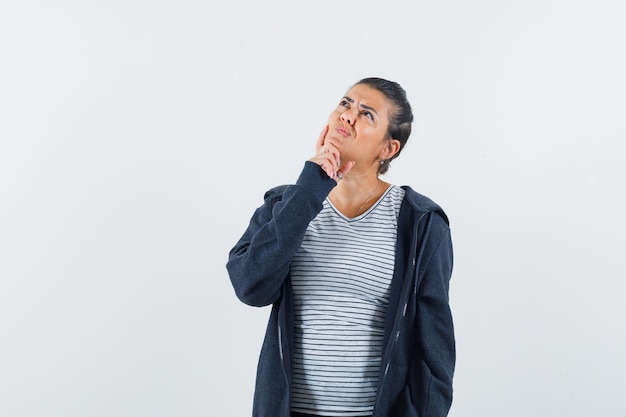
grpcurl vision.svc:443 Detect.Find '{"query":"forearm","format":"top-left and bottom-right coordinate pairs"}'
top-left (227, 162), bottom-right (336, 306)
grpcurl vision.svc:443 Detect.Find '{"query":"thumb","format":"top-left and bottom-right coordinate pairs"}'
top-left (336, 161), bottom-right (355, 178)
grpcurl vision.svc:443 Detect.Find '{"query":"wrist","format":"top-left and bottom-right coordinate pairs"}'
top-left (296, 161), bottom-right (336, 202)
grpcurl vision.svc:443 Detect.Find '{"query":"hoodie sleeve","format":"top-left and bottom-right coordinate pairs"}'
top-left (226, 161), bottom-right (336, 307)
top-left (416, 213), bottom-right (455, 416)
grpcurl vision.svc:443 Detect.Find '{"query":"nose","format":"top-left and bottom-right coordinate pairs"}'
top-left (340, 108), bottom-right (357, 125)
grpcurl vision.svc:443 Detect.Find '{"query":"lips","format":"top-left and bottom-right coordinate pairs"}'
top-left (335, 126), bottom-right (350, 137)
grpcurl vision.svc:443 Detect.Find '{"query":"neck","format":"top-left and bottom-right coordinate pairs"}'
top-left (329, 172), bottom-right (387, 218)
top-left (335, 161), bottom-right (380, 191)
top-left (334, 173), bottom-right (379, 195)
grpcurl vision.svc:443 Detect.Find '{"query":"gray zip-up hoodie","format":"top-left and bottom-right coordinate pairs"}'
top-left (227, 161), bottom-right (455, 417)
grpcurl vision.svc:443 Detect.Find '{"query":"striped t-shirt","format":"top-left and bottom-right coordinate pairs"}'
top-left (289, 184), bottom-right (405, 416)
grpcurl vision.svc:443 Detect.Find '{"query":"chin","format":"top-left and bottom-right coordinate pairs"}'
top-left (324, 137), bottom-right (342, 148)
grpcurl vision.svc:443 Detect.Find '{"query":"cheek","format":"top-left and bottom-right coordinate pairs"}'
top-left (362, 125), bottom-right (383, 139)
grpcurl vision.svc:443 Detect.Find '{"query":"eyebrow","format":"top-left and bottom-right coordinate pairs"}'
top-left (342, 96), bottom-right (380, 117)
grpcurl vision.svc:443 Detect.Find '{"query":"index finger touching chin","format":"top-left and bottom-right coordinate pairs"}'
top-left (315, 125), bottom-right (328, 153)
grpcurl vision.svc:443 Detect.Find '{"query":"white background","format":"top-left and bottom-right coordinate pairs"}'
top-left (1, 1), bottom-right (625, 416)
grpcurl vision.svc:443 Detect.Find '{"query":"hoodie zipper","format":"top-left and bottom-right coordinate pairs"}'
top-left (372, 213), bottom-right (424, 415)
top-left (278, 323), bottom-right (284, 360)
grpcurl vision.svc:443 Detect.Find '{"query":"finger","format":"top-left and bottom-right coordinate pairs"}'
top-left (323, 155), bottom-right (339, 178)
top-left (334, 160), bottom-right (355, 181)
top-left (311, 153), bottom-right (338, 178)
top-left (322, 141), bottom-right (341, 166)
top-left (315, 125), bottom-right (329, 154)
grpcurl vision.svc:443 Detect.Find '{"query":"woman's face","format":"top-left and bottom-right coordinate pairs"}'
top-left (324, 84), bottom-right (395, 169)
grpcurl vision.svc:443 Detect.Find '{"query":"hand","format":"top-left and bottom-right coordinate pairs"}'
top-left (309, 125), bottom-right (355, 181)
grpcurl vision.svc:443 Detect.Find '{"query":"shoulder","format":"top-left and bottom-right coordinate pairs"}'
top-left (401, 186), bottom-right (450, 226)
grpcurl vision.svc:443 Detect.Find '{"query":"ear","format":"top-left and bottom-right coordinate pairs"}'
top-left (381, 138), bottom-right (401, 160)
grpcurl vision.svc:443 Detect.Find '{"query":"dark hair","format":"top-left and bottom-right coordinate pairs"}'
top-left (353, 77), bottom-right (413, 174)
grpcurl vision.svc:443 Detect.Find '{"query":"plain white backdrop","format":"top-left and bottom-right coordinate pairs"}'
top-left (1, 1), bottom-right (625, 416)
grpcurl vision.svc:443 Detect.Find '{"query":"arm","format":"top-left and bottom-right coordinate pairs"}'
top-left (226, 161), bottom-right (336, 307)
top-left (416, 215), bottom-right (455, 416)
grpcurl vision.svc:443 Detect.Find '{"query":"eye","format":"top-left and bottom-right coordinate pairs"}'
top-left (339, 99), bottom-right (350, 108)
top-left (362, 110), bottom-right (374, 120)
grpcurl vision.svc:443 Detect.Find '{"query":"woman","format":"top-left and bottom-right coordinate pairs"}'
top-left (227, 78), bottom-right (455, 417)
